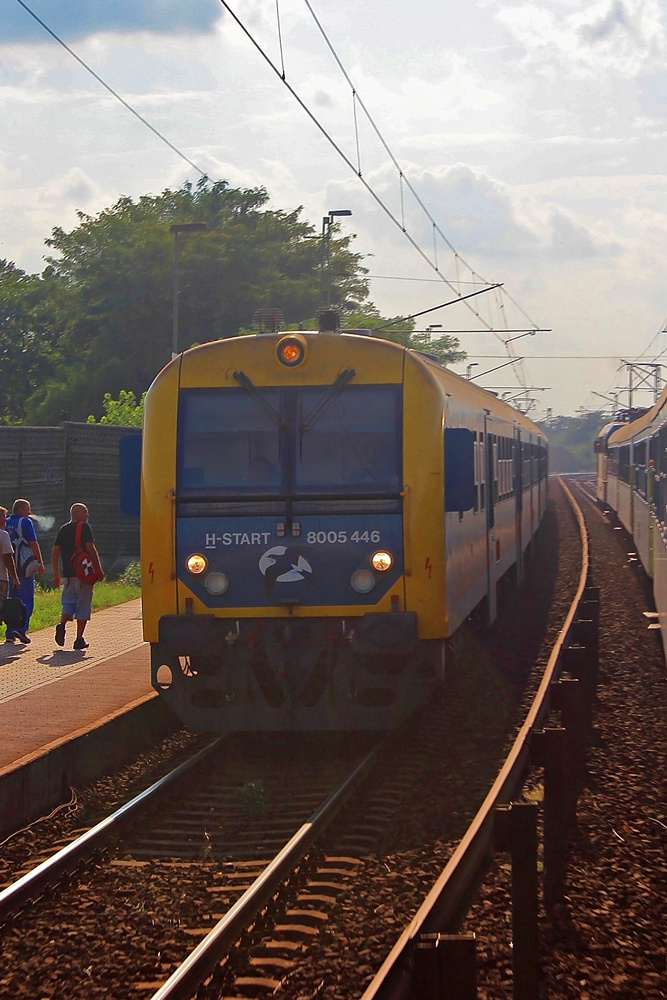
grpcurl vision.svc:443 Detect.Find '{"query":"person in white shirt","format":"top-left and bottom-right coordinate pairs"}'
top-left (0, 506), bottom-right (20, 601)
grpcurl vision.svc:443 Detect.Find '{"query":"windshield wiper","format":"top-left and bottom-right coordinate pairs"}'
top-left (233, 370), bottom-right (286, 429)
top-left (300, 368), bottom-right (356, 433)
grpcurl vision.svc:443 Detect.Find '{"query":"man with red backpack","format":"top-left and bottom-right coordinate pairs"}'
top-left (51, 503), bottom-right (105, 650)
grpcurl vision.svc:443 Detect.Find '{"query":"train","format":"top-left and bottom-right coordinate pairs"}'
top-left (595, 399), bottom-right (667, 658)
top-left (140, 324), bottom-right (549, 730)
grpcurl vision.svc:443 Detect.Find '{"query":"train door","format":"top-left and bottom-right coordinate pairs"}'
top-left (630, 439), bottom-right (635, 536)
top-left (649, 432), bottom-right (658, 576)
top-left (537, 437), bottom-right (544, 519)
top-left (484, 413), bottom-right (497, 623)
top-left (527, 440), bottom-right (535, 537)
top-left (514, 427), bottom-right (523, 584)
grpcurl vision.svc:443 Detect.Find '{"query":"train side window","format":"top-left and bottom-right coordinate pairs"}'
top-left (660, 426), bottom-right (667, 477)
top-left (650, 434), bottom-right (658, 470)
top-left (445, 427), bottom-right (475, 512)
top-left (516, 440), bottom-right (521, 493)
top-left (635, 440), bottom-right (647, 497)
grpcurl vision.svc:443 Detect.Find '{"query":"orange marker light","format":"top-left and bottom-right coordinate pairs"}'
top-left (277, 335), bottom-right (307, 367)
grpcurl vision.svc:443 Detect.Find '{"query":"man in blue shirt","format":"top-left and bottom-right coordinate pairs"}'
top-left (6, 498), bottom-right (45, 644)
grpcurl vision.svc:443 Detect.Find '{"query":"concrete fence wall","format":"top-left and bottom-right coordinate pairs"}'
top-left (0, 423), bottom-right (140, 572)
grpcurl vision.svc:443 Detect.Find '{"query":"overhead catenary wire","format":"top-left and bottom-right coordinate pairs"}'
top-left (18, 0), bottom-right (550, 404)
top-left (217, 1), bottom-right (483, 305)
top-left (582, 317), bottom-right (667, 413)
top-left (301, 0), bottom-right (542, 339)
top-left (14, 0), bottom-right (207, 177)
top-left (218, 0), bottom-right (539, 384)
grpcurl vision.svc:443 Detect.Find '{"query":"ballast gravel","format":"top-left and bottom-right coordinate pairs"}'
top-left (0, 479), bottom-right (664, 999)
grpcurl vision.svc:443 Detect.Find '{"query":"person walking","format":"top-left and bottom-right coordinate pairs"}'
top-left (5, 498), bottom-right (45, 644)
top-left (51, 503), bottom-right (104, 650)
top-left (0, 506), bottom-right (20, 602)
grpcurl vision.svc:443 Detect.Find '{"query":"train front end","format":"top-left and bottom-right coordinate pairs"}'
top-left (141, 332), bottom-right (446, 730)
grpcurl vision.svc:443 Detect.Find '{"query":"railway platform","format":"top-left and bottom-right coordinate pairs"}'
top-left (0, 599), bottom-right (175, 836)
top-left (0, 598), bottom-right (150, 770)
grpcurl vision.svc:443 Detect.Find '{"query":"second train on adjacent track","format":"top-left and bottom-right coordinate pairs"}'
top-left (596, 396), bottom-right (667, 658)
top-left (141, 327), bottom-right (549, 730)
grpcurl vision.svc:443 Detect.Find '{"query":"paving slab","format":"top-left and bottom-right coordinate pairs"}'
top-left (0, 598), bottom-right (144, 703)
top-left (0, 599), bottom-right (155, 770)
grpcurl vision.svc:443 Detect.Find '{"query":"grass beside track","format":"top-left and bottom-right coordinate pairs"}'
top-left (27, 580), bottom-right (141, 632)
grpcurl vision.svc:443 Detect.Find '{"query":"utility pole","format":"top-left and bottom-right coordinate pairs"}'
top-left (321, 209), bottom-right (352, 307)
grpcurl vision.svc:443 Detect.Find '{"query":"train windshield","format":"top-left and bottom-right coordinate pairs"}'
top-left (177, 384), bottom-right (401, 497)
top-left (295, 385), bottom-right (400, 494)
top-left (178, 388), bottom-right (281, 494)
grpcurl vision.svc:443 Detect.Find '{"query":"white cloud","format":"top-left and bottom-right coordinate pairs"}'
top-left (495, 0), bottom-right (667, 76)
top-left (2, 1), bottom-right (667, 414)
top-left (38, 167), bottom-right (100, 209)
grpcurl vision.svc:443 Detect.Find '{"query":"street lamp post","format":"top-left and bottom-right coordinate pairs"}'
top-left (466, 362), bottom-right (479, 380)
top-left (170, 222), bottom-right (207, 358)
top-left (321, 209), bottom-right (352, 307)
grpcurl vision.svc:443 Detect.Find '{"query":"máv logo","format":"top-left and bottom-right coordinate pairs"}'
top-left (259, 546), bottom-right (313, 593)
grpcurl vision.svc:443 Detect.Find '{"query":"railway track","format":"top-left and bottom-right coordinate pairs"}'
top-left (0, 480), bottom-right (591, 999)
top-left (0, 731), bottom-right (386, 997)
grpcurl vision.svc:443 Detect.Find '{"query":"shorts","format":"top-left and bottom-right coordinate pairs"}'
top-left (62, 578), bottom-right (93, 620)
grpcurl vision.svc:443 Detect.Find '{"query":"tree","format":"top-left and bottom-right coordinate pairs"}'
top-left (343, 308), bottom-right (466, 365)
top-left (87, 389), bottom-right (145, 426)
top-left (536, 411), bottom-right (605, 473)
top-left (0, 261), bottom-right (58, 423)
top-left (37, 177), bottom-right (370, 422)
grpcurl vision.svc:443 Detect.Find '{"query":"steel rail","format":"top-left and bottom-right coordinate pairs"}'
top-left (0, 738), bottom-right (223, 921)
top-left (361, 476), bottom-right (590, 999)
top-left (149, 735), bottom-right (390, 1000)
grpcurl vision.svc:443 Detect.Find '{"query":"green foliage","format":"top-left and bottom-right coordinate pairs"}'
top-left (0, 260), bottom-right (58, 423)
top-left (537, 411), bottom-right (605, 473)
top-left (29, 579), bottom-right (141, 632)
top-left (236, 780), bottom-right (268, 817)
top-left (343, 309), bottom-right (466, 364)
top-left (408, 332), bottom-right (467, 365)
top-left (7, 177), bottom-right (372, 424)
top-left (118, 560), bottom-right (141, 585)
top-left (87, 390), bottom-right (145, 426)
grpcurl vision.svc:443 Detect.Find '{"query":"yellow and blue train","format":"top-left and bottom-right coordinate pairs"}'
top-left (141, 328), bottom-right (548, 730)
top-left (595, 398), bottom-right (667, 659)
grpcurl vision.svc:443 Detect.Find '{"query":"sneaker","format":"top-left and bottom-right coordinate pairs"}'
top-left (14, 631), bottom-right (30, 644)
top-left (55, 622), bottom-right (66, 647)
top-left (5, 634), bottom-right (16, 644)
top-left (73, 637), bottom-right (89, 650)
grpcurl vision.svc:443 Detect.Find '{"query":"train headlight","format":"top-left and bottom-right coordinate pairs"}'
top-left (204, 571), bottom-right (229, 596)
top-left (277, 334), bottom-right (307, 367)
top-left (371, 550), bottom-right (393, 572)
top-left (351, 569), bottom-right (375, 594)
top-left (186, 553), bottom-right (207, 575)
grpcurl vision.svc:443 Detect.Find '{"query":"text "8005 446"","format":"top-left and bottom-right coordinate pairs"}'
top-left (306, 529), bottom-right (381, 545)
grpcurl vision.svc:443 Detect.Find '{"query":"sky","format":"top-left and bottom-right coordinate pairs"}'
top-left (2, 0), bottom-right (667, 418)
